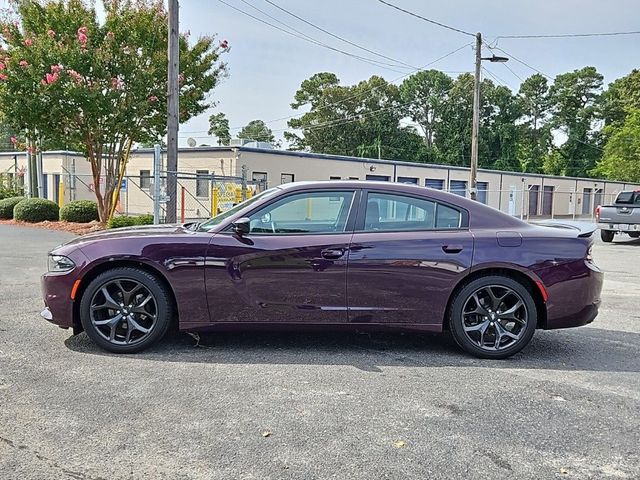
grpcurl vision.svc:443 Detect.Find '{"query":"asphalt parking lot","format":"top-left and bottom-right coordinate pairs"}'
top-left (0, 225), bottom-right (639, 480)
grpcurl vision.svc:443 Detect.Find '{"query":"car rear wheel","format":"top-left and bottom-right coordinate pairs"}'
top-left (79, 267), bottom-right (173, 353)
top-left (601, 230), bottom-right (615, 242)
top-left (449, 276), bottom-right (537, 359)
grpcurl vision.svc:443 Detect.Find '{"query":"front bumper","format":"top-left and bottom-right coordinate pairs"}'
top-left (41, 272), bottom-right (78, 328)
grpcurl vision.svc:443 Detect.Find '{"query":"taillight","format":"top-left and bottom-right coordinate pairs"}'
top-left (595, 205), bottom-right (601, 220)
top-left (586, 246), bottom-right (593, 263)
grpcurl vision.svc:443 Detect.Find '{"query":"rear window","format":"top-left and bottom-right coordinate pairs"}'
top-left (615, 191), bottom-right (640, 205)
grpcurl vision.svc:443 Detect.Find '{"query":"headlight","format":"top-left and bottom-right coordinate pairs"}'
top-left (48, 255), bottom-right (76, 272)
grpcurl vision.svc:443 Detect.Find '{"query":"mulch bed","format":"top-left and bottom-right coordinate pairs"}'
top-left (0, 219), bottom-right (104, 235)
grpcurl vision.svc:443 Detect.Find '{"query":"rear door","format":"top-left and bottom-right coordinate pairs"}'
top-left (346, 190), bottom-right (473, 325)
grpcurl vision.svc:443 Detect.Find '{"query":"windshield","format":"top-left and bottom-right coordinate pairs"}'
top-left (196, 187), bottom-right (280, 232)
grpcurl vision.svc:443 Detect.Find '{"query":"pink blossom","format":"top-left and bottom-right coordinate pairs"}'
top-left (178, 73), bottom-right (184, 83)
top-left (10, 136), bottom-right (17, 145)
top-left (0, 73), bottom-right (7, 81)
top-left (0, 62), bottom-right (4, 70)
top-left (19, 60), bottom-right (29, 68)
top-left (106, 31), bottom-right (115, 40)
top-left (40, 79), bottom-right (47, 86)
top-left (45, 72), bottom-right (59, 84)
top-left (111, 77), bottom-right (125, 90)
top-left (50, 64), bottom-right (62, 74)
top-left (23, 38), bottom-right (33, 47)
top-left (77, 32), bottom-right (88, 44)
top-left (47, 29), bottom-right (56, 38)
top-left (67, 69), bottom-right (83, 84)
top-left (148, 95), bottom-right (159, 103)
top-left (77, 26), bottom-right (88, 35)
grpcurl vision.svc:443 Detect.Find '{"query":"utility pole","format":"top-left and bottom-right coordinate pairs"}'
top-left (165, 0), bottom-right (179, 223)
top-left (469, 32), bottom-right (482, 201)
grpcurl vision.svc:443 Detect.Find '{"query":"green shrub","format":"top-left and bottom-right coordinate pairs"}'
top-left (59, 200), bottom-right (99, 223)
top-left (13, 198), bottom-right (59, 223)
top-left (0, 196), bottom-right (25, 219)
top-left (107, 214), bottom-right (154, 229)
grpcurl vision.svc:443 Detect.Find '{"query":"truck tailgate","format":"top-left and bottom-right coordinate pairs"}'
top-left (598, 205), bottom-right (640, 225)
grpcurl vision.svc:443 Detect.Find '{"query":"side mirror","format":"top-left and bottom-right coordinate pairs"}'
top-left (232, 217), bottom-right (251, 236)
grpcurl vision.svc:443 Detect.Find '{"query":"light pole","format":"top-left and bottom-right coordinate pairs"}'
top-left (469, 32), bottom-right (508, 201)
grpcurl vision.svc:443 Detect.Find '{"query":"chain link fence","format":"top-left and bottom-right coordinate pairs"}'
top-left (58, 166), bottom-right (621, 224)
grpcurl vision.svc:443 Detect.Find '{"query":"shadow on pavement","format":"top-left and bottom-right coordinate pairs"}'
top-left (65, 326), bottom-right (639, 373)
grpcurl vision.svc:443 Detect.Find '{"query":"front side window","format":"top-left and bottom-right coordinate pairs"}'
top-left (248, 191), bottom-right (354, 234)
top-left (363, 193), bottom-right (462, 231)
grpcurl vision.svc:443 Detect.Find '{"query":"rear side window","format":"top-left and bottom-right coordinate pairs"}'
top-left (363, 193), bottom-right (462, 231)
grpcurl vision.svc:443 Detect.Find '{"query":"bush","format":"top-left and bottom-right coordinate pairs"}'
top-left (13, 198), bottom-right (60, 223)
top-left (59, 200), bottom-right (99, 223)
top-left (0, 196), bottom-right (25, 219)
top-left (107, 214), bottom-right (154, 229)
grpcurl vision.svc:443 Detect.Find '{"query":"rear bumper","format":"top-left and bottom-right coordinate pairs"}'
top-left (536, 259), bottom-right (603, 330)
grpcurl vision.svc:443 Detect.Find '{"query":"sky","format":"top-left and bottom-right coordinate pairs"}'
top-left (178, 0), bottom-right (640, 146)
top-left (2, 0), bottom-right (639, 146)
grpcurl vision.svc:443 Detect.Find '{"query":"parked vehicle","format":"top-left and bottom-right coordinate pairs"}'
top-left (41, 181), bottom-right (603, 359)
top-left (596, 190), bottom-right (640, 242)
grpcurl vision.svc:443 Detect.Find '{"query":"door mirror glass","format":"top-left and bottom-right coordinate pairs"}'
top-left (232, 217), bottom-right (251, 236)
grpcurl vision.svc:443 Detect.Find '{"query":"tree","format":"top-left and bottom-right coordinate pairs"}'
top-left (517, 74), bottom-right (552, 173)
top-left (0, 0), bottom-right (228, 221)
top-left (399, 70), bottom-right (452, 150)
top-left (286, 73), bottom-right (423, 161)
top-left (546, 67), bottom-right (603, 177)
top-left (594, 108), bottom-right (640, 182)
top-left (208, 112), bottom-right (230, 145)
top-left (238, 119), bottom-right (275, 144)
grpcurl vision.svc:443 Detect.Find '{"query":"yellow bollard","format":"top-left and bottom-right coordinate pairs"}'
top-left (211, 186), bottom-right (219, 215)
top-left (58, 181), bottom-right (65, 208)
top-left (235, 186), bottom-right (242, 204)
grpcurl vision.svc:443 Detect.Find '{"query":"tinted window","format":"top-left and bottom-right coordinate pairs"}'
top-left (436, 204), bottom-right (462, 228)
top-left (616, 191), bottom-right (640, 205)
top-left (249, 191), bottom-right (354, 234)
top-left (363, 193), bottom-right (462, 231)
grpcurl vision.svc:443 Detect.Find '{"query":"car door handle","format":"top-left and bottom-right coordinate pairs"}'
top-left (321, 248), bottom-right (345, 260)
top-left (442, 244), bottom-right (463, 254)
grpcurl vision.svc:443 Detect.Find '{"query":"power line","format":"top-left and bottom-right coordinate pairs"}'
top-left (217, 0), bottom-right (409, 73)
top-left (487, 45), bottom-right (554, 81)
top-left (262, 0), bottom-right (419, 70)
top-left (497, 30), bottom-right (640, 39)
top-left (180, 42), bottom-right (473, 136)
top-left (375, 0), bottom-right (475, 37)
top-left (238, 0), bottom-right (412, 71)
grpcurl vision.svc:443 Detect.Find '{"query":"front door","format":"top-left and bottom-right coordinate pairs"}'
top-left (205, 189), bottom-right (358, 323)
top-left (347, 191), bottom-right (473, 325)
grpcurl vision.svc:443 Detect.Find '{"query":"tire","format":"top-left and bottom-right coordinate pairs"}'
top-left (79, 267), bottom-right (174, 353)
top-left (600, 230), bottom-right (615, 243)
top-left (448, 275), bottom-right (537, 359)
top-left (629, 232), bottom-right (640, 238)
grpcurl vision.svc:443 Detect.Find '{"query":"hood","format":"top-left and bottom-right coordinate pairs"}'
top-left (52, 223), bottom-right (195, 253)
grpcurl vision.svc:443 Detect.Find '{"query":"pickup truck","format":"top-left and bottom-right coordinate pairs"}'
top-left (596, 190), bottom-right (640, 242)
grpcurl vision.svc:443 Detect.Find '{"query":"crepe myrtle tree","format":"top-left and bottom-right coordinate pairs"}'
top-left (0, 0), bottom-right (229, 222)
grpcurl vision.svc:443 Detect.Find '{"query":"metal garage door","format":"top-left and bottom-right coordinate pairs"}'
top-left (425, 179), bottom-right (444, 190)
top-left (477, 181), bottom-right (489, 204)
top-left (449, 180), bottom-right (467, 197)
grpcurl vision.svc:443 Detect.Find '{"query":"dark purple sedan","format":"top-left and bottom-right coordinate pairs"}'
top-left (41, 181), bottom-right (603, 358)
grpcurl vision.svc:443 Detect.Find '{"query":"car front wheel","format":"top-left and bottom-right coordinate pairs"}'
top-left (449, 276), bottom-right (537, 359)
top-left (79, 267), bottom-right (173, 353)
